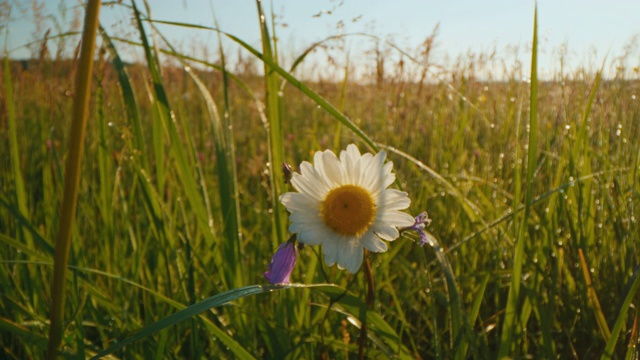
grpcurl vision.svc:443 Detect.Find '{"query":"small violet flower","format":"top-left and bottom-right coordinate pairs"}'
top-left (264, 237), bottom-right (298, 284)
top-left (408, 212), bottom-right (433, 247)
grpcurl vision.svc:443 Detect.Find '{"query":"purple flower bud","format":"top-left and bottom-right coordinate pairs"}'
top-left (264, 239), bottom-right (298, 284)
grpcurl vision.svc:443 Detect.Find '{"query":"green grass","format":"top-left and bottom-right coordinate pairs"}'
top-left (1, 1), bottom-right (640, 358)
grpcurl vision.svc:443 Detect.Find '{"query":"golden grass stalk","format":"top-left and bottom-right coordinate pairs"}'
top-left (46, 0), bottom-right (101, 358)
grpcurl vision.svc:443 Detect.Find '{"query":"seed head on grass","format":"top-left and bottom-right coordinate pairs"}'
top-left (279, 144), bottom-right (414, 273)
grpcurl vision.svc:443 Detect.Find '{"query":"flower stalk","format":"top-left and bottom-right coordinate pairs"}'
top-left (46, 0), bottom-right (101, 357)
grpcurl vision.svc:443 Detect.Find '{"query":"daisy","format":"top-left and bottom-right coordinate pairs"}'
top-left (280, 144), bottom-right (414, 273)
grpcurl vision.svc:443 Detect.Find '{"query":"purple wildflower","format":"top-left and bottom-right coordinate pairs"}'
top-left (264, 238), bottom-right (298, 284)
top-left (407, 212), bottom-right (433, 246)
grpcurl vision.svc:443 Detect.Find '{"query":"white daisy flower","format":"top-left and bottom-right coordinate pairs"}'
top-left (280, 144), bottom-right (415, 273)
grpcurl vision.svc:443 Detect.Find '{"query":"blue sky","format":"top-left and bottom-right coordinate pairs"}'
top-left (4, 0), bottom-right (640, 78)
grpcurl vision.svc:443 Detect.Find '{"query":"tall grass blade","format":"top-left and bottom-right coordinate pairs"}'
top-left (96, 59), bottom-right (115, 272)
top-left (623, 313), bottom-right (638, 360)
top-left (420, 232), bottom-right (465, 359)
top-left (184, 66), bottom-right (241, 289)
top-left (212, 12), bottom-right (243, 285)
top-left (0, 196), bottom-right (53, 254)
top-left (98, 25), bottom-right (147, 165)
top-left (46, 0), bottom-right (101, 357)
top-left (132, 1), bottom-right (215, 245)
top-left (91, 284), bottom-right (337, 359)
top-left (319, 286), bottom-right (416, 358)
top-left (602, 266), bottom-right (640, 359)
top-left (256, 0), bottom-right (286, 247)
top-left (577, 248), bottom-right (611, 343)
top-left (144, 19), bottom-right (379, 151)
top-left (498, 5), bottom-right (538, 357)
top-left (3, 54), bottom-right (31, 247)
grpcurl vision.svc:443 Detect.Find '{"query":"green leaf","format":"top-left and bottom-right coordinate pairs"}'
top-left (91, 284), bottom-right (338, 359)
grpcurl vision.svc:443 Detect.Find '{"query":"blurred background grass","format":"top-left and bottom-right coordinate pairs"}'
top-left (1, 1), bottom-right (639, 358)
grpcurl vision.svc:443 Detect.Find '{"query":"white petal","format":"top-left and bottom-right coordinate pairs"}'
top-left (371, 222), bottom-right (400, 241)
top-left (280, 192), bottom-right (319, 212)
top-left (361, 151), bottom-right (388, 195)
top-left (361, 231), bottom-right (388, 252)
top-left (298, 160), bottom-right (315, 177)
top-left (313, 150), bottom-right (329, 185)
top-left (322, 150), bottom-right (344, 185)
top-left (340, 144), bottom-right (362, 184)
top-left (291, 176), bottom-right (322, 201)
top-left (299, 162), bottom-right (330, 192)
top-left (378, 189), bottom-right (411, 211)
top-left (337, 237), bottom-right (363, 273)
top-left (382, 162), bottom-right (396, 188)
top-left (378, 210), bottom-right (415, 228)
top-left (291, 163), bottom-right (330, 200)
top-left (289, 218), bottom-right (321, 233)
top-left (289, 211), bottom-right (322, 226)
top-left (298, 225), bottom-right (332, 245)
top-left (323, 237), bottom-right (339, 266)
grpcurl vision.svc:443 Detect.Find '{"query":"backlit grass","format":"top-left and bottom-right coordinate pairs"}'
top-left (1, 1), bottom-right (639, 358)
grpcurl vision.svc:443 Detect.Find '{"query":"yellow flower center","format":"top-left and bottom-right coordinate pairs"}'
top-left (321, 185), bottom-right (376, 237)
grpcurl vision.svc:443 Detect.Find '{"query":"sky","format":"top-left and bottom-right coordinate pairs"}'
top-left (3, 0), bottom-right (640, 79)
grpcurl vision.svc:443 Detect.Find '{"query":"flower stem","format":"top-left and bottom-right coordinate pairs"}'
top-left (358, 254), bottom-right (375, 360)
top-left (46, 0), bottom-right (101, 358)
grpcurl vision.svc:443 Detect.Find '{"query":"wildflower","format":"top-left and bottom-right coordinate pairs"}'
top-left (264, 237), bottom-right (298, 284)
top-left (280, 144), bottom-right (414, 273)
top-left (405, 211), bottom-right (433, 246)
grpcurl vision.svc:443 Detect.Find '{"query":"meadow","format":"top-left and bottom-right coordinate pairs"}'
top-left (1, 1), bottom-right (639, 358)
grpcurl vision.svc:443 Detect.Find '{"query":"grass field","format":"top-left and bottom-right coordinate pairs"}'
top-left (1, 1), bottom-right (639, 359)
